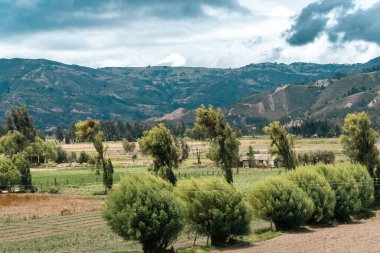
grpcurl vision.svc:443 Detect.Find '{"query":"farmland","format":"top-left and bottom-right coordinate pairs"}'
top-left (0, 169), bottom-right (278, 253)
top-left (0, 137), bottom-right (378, 253)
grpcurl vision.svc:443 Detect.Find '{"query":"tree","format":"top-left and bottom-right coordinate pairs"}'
top-left (25, 137), bottom-right (45, 165)
top-left (264, 121), bottom-right (297, 170)
top-left (121, 138), bottom-right (136, 153)
top-left (193, 105), bottom-right (240, 183)
top-left (286, 167), bottom-right (336, 224)
top-left (55, 126), bottom-right (64, 142)
top-left (0, 131), bottom-right (27, 157)
top-left (139, 124), bottom-right (180, 185)
top-left (103, 159), bottom-right (114, 189)
top-left (340, 112), bottom-right (380, 178)
top-left (55, 147), bottom-right (68, 163)
top-left (42, 140), bottom-right (58, 163)
top-left (77, 151), bottom-right (90, 164)
top-left (178, 139), bottom-right (190, 162)
top-left (193, 146), bottom-right (202, 165)
top-left (102, 174), bottom-right (184, 253)
top-left (75, 119), bottom-right (113, 191)
top-left (247, 145), bottom-right (256, 168)
top-left (176, 177), bottom-right (251, 246)
top-left (0, 157), bottom-right (21, 191)
top-left (121, 138), bottom-right (136, 163)
top-left (315, 164), bottom-right (361, 221)
top-left (248, 176), bottom-right (314, 230)
top-left (5, 106), bottom-right (36, 142)
top-left (12, 152), bottom-right (32, 191)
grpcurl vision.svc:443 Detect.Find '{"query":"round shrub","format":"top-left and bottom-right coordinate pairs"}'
top-left (0, 157), bottom-right (21, 191)
top-left (315, 164), bottom-right (361, 221)
top-left (336, 163), bottom-right (374, 209)
top-left (175, 177), bottom-right (252, 246)
top-left (77, 151), bottom-right (90, 164)
top-left (286, 167), bottom-right (336, 223)
top-left (102, 174), bottom-right (184, 253)
top-left (247, 176), bottom-right (314, 230)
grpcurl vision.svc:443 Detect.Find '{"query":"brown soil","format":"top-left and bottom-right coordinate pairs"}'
top-left (216, 216), bottom-right (380, 253)
top-left (0, 194), bottom-right (103, 221)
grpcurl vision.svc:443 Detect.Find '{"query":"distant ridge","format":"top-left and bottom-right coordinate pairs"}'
top-left (0, 57), bottom-right (379, 129)
top-left (228, 70), bottom-right (380, 124)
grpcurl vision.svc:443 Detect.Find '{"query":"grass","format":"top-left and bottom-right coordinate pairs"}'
top-left (0, 208), bottom-right (278, 253)
top-left (30, 165), bottom-right (279, 195)
top-left (0, 211), bottom-right (140, 253)
top-left (0, 167), bottom-right (278, 253)
top-left (2, 137), bottom-right (354, 252)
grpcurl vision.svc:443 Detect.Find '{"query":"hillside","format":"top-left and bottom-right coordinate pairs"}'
top-left (0, 58), bottom-right (379, 129)
top-left (229, 70), bottom-right (380, 124)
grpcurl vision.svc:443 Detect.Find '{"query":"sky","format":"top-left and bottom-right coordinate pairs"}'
top-left (0, 0), bottom-right (380, 68)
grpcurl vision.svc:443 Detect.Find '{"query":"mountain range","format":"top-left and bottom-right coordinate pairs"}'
top-left (1, 57), bottom-right (380, 129)
top-left (229, 70), bottom-right (380, 124)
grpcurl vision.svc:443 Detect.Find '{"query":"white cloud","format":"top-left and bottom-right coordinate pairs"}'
top-left (0, 0), bottom-right (378, 68)
top-left (158, 53), bottom-right (187, 67)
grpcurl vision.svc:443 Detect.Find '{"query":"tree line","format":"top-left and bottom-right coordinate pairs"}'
top-left (54, 119), bottom-right (189, 143)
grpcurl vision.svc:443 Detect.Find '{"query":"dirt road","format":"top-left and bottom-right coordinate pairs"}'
top-left (217, 217), bottom-right (380, 253)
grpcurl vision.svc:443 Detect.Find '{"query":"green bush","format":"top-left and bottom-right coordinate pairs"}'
top-left (102, 174), bottom-right (184, 253)
top-left (77, 151), bottom-right (90, 164)
top-left (87, 156), bottom-right (96, 166)
top-left (286, 167), bottom-right (336, 223)
top-left (247, 176), bottom-right (314, 230)
top-left (315, 164), bottom-right (361, 221)
top-left (335, 163), bottom-right (374, 209)
top-left (0, 157), bottom-right (21, 191)
top-left (175, 177), bottom-right (252, 246)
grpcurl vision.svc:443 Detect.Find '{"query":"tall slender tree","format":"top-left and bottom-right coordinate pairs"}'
top-left (55, 126), bottom-right (64, 142)
top-left (264, 121), bottom-right (297, 170)
top-left (75, 119), bottom-right (113, 191)
top-left (5, 106), bottom-right (36, 142)
top-left (340, 112), bottom-right (380, 200)
top-left (139, 124), bottom-right (180, 185)
top-left (340, 112), bottom-right (380, 178)
top-left (193, 105), bottom-right (240, 183)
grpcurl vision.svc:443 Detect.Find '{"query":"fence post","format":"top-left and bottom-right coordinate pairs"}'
top-left (54, 178), bottom-right (57, 187)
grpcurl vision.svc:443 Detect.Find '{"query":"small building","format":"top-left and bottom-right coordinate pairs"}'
top-left (240, 154), bottom-right (276, 168)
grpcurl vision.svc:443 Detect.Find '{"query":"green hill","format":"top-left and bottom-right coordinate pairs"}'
top-left (228, 70), bottom-right (380, 124)
top-left (0, 58), bottom-right (379, 129)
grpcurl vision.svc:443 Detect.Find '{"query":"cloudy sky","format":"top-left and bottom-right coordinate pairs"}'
top-left (1, 0), bottom-right (380, 68)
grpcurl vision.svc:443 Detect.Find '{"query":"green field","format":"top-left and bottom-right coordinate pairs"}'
top-left (30, 165), bottom-right (281, 194)
top-left (0, 137), bottom-right (353, 253)
top-left (0, 166), bottom-right (279, 253)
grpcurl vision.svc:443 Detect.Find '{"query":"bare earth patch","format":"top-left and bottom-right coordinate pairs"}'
top-left (0, 194), bottom-right (103, 221)
top-left (216, 216), bottom-right (380, 253)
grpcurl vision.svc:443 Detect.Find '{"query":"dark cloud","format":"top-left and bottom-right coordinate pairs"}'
top-left (328, 2), bottom-right (380, 44)
top-left (0, 0), bottom-right (248, 35)
top-left (285, 0), bottom-right (354, 46)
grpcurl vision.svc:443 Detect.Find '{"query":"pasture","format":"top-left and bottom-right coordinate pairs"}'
top-left (0, 137), bottom-right (362, 253)
top-left (0, 168), bottom-right (278, 253)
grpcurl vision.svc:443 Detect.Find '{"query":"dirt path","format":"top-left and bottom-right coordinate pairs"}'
top-left (217, 217), bottom-right (380, 253)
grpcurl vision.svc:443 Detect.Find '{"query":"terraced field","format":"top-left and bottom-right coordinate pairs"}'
top-left (0, 210), bottom-right (139, 253)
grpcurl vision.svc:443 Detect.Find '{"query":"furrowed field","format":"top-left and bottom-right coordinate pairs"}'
top-left (0, 137), bottom-right (365, 253)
